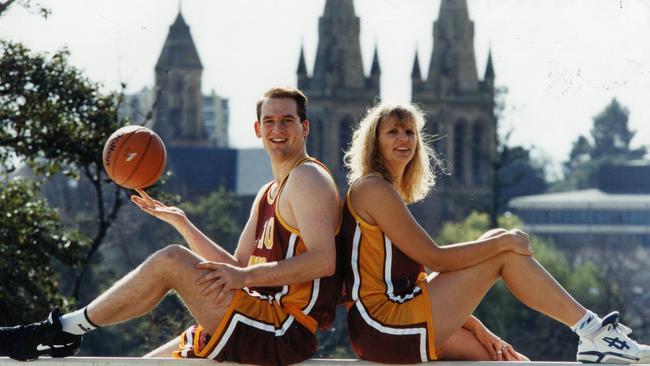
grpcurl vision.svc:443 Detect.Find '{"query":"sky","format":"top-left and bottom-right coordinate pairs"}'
top-left (1, 0), bottom-right (649, 177)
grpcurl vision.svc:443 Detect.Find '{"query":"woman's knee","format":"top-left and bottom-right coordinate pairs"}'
top-left (477, 228), bottom-right (508, 240)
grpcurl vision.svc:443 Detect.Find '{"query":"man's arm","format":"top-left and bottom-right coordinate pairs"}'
top-left (196, 163), bottom-right (339, 299)
top-left (131, 187), bottom-right (265, 267)
top-left (244, 163), bottom-right (339, 284)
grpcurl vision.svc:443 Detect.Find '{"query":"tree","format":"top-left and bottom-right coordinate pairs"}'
top-left (0, 40), bottom-right (129, 300)
top-left (0, 179), bottom-right (86, 325)
top-left (437, 212), bottom-right (618, 361)
top-left (561, 99), bottom-right (646, 189)
top-left (495, 144), bottom-right (548, 214)
top-left (488, 87), bottom-right (549, 226)
top-left (178, 188), bottom-right (242, 253)
top-left (0, 0), bottom-right (49, 18)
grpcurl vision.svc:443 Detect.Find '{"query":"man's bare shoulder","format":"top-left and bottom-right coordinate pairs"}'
top-left (285, 162), bottom-right (337, 198)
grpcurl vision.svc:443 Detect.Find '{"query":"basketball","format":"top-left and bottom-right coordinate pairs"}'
top-left (102, 125), bottom-right (167, 189)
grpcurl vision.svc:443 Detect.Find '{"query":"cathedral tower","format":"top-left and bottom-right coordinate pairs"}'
top-left (154, 11), bottom-right (208, 146)
top-left (298, 0), bottom-right (380, 186)
top-left (411, 0), bottom-right (497, 229)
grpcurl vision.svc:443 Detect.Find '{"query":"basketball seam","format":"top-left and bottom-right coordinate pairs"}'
top-left (110, 127), bottom-right (145, 183)
top-left (122, 132), bottom-right (153, 188)
top-left (140, 141), bottom-right (167, 188)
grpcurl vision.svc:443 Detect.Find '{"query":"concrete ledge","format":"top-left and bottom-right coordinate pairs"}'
top-left (1, 357), bottom-right (648, 366)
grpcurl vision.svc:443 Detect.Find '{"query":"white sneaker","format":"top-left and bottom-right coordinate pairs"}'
top-left (577, 311), bottom-right (650, 364)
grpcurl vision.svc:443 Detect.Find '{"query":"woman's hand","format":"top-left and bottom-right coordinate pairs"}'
top-left (466, 317), bottom-right (529, 361)
top-left (131, 189), bottom-right (187, 227)
top-left (499, 229), bottom-right (533, 256)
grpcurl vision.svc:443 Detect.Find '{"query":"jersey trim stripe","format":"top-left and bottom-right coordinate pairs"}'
top-left (350, 222), bottom-right (428, 362)
top-left (201, 230), bottom-right (321, 359)
top-left (208, 311), bottom-right (299, 359)
top-left (383, 235), bottom-right (422, 303)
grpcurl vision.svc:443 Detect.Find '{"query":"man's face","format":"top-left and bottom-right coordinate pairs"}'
top-left (255, 98), bottom-right (309, 161)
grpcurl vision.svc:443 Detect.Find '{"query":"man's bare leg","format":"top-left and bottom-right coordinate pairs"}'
top-left (87, 244), bottom-right (233, 334)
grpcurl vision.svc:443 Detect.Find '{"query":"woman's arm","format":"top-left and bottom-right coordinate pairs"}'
top-left (350, 177), bottom-right (532, 272)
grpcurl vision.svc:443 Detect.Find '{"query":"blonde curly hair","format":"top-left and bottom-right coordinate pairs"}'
top-left (344, 103), bottom-right (441, 203)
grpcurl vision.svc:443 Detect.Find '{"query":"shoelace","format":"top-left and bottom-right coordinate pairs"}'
top-left (611, 321), bottom-right (632, 336)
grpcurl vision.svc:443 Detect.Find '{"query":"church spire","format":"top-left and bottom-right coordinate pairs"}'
top-left (155, 10), bottom-right (203, 71)
top-left (297, 43), bottom-right (307, 76)
top-left (370, 44), bottom-right (380, 76)
top-left (323, 0), bottom-right (355, 17)
top-left (484, 49), bottom-right (494, 80)
top-left (426, 0), bottom-right (478, 97)
top-left (411, 49), bottom-right (421, 80)
top-left (309, 0), bottom-right (367, 95)
top-left (482, 49), bottom-right (495, 93)
top-left (153, 11), bottom-right (206, 146)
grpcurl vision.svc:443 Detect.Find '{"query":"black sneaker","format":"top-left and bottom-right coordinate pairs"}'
top-left (0, 307), bottom-right (82, 361)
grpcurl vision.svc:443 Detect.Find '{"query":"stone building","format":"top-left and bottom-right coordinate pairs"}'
top-left (298, 0), bottom-right (381, 186)
top-left (410, 0), bottom-right (497, 232)
top-left (299, 0), bottom-right (497, 232)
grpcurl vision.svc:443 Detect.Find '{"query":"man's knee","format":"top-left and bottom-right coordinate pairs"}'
top-left (148, 244), bottom-right (195, 268)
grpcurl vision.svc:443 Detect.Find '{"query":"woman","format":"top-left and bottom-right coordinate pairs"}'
top-left (339, 103), bottom-right (649, 363)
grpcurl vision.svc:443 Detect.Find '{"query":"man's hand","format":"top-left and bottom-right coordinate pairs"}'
top-left (195, 261), bottom-right (248, 304)
top-left (131, 189), bottom-right (187, 227)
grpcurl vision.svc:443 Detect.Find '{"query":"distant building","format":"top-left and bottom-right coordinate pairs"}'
top-left (411, 0), bottom-right (497, 232)
top-left (298, 0), bottom-right (497, 232)
top-left (119, 11), bottom-right (259, 199)
top-left (298, 0), bottom-right (380, 187)
top-left (509, 163), bottom-right (650, 247)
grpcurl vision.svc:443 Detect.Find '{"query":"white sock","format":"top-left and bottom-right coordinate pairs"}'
top-left (59, 308), bottom-right (99, 335)
top-left (571, 310), bottom-right (602, 337)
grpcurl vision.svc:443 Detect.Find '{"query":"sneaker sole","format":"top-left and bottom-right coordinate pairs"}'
top-left (578, 350), bottom-right (640, 364)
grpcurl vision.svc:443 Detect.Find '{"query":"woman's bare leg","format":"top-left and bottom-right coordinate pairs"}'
top-left (439, 328), bottom-right (491, 360)
top-left (427, 251), bottom-right (586, 347)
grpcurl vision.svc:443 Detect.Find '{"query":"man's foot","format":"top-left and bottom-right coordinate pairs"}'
top-left (0, 307), bottom-right (82, 361)
top-left (577, 311), bottom-right (650, 364)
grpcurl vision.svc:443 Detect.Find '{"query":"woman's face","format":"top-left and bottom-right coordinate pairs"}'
top-left (376, 116), bottom-right (417, 176)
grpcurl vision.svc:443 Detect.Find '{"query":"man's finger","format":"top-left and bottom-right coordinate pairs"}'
top-left (196, 271), bottom-right (218, 285)
top-left (196, 261), bottom-right (219, 269)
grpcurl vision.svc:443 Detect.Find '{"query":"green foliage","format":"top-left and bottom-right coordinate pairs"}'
top-left (0, 0), bottom-right (50, 18)
top-left (179, 187), bottom-right (241, 253)
top-left (0, 40), bottom-right (135, 300)
top-left (0, 178), bottom-right (87, 325)
top-left (0, 40), bottom-right (125, 177)
top-left (496, 145), bottom-right (548, 212)
top-left (436, 212), bottom-right (617, 361)
top-left (560, 99), bottom-right (646, 190)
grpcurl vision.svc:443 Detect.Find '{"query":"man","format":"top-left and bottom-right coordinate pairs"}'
top-left (0, 87), bottom-right (342, 365)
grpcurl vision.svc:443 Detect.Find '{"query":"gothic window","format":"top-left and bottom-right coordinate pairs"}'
top-left (453, 120), bottom-right (466, 181)
top-left (472, 122), bottom-right (484, 185)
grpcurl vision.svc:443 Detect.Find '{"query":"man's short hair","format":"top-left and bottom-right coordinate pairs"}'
top-left (256, 87), bottom-right (308, 122)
